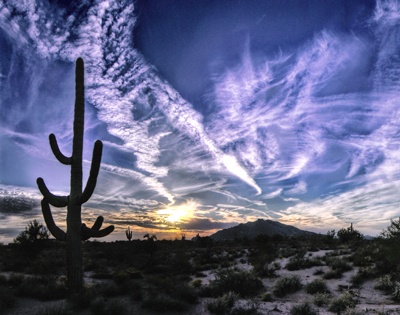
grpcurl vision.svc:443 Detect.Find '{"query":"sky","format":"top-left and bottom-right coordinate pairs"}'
top-left (1, 0), bottom-right (400, 243)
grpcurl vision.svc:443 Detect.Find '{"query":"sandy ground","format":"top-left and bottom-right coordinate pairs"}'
top-left (3, 249), bottom-right (400, 315)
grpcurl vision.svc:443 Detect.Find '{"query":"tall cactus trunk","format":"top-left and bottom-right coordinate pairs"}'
top-left (37, 58), bottom-right (114, 294)
top-left (67, 56), bottom-right (85, 292)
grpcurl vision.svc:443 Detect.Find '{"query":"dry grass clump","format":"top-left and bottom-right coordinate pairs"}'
top-left (290, 301), bottom-right (317, 315)
top-left (206, 291), bottom-right (237, 314)
top-left (327, 293), bottom-right (357, 314)
top-left (273, 275), bottom-right (302, 297)
top-left (210, 267), bottom-right (263, 298)
top-left (312, 293), bottom-right (330, 306)
top-left (305, 278), bottom-right (329, 294)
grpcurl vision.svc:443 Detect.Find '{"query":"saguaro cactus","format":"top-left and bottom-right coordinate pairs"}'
top-left (126, 226), bottom-right (132, 241)
top-left (36, 58), bottom-right (114, 293)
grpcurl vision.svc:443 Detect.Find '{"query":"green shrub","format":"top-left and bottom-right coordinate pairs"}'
top-left (326, 257), bottom-right (352, 272)
top-left (210, 268), bottom-right (263, 298)
top-left (192, 279), bottom-right (203, 288)
top-left (328, 293), bottom-right (357, 314)
top-left (253, 262), bottom-right (279, 277)
top-left (206, 291), bottom-right (237, 314)
top-left (286, 257), bottom-right (324, 271)
top-left (290, 302), bottom-right (317, 315)
top-left (273, 275), bottom-right (302, 297)
top-left (305, 278), bottom-right (329, 294)
top-left (313, 293), bottom-right (330, 306)
top-left (374, 274), bottom-right (393, 291)
top-left (261, 292), bottom-right (273, 302)
top-left (113, 267), bottom-right (142, 284)
top-left (142, 294), bottom-right (186, 312)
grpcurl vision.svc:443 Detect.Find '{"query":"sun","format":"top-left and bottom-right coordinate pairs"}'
top-left (157, 203), bottom-right (195, 223)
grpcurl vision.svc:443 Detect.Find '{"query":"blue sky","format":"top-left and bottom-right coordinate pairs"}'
top-left (1, 0), bottom-right (400, 243)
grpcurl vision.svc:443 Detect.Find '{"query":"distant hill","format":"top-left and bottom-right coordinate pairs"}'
top-left (209, 219), bottom-right (316, 241)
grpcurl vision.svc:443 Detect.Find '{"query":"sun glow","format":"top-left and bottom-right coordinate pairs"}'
top-left (157, 202), bottom-right (196, 223)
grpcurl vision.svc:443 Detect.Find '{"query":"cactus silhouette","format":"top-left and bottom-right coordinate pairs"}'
top-left (126, 226), bottom-right (133, 241)
top-left (36, 58), bottom-right (114, 293)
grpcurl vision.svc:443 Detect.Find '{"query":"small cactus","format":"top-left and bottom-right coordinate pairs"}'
top-left (126, 226), bottom-right (132, 241)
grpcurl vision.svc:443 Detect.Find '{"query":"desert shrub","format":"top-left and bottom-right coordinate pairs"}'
top-left (305, 278), bottom-right (329, 294)
top-left (142, 294), bottom-right (186, 312)
top-left (230, 299), bottom-right (261, 315)
top-left (253, 262), bottom-right (279, 278)
top-left (375, 274), bottom-right (393, 291)
top-left (313, 268), bottom-right (325, 275)
top-left (198, 285), bottom-right (214, 298)
top-left (14, 220), bottom-right (49, 245)
top-left (313, 293), bottom-right (330, 306)
top-left (192, 279), bottom-right (203, 288)
top-left (326, 257), bottom-right (352, 272)
top-left (328, 293), bottom-right (357, 314)
top-left (281, 247), bottom-right (297, 258)
top-left (350, 268), bottom-right (374, 287)
top-left (342, 309), bottom-right (363, 315)
top-left (113, 267), bottom-right (142, 284)
top-left (90, 298), bottom-right (128, 315)
top-left (290, 302), bottom-right (317, 315)
top-left (261, 292), bottom-right (273, 302)
top-left (121, 280), bottom-right (142, 301)
top-left (286, 257), bottom-right (324, 271)
top-left (171, 283), bottom-right (199, 304)
top-left (68, 284), bottom-right (99, 310)
top-left (337, 224), bottom-right (363, 244)
top-left (92, 266), bottom-right (112, 279)
top-left (392, 281), bottom-right (400, 300)
top-left (273, 275), bottom-right (302, 297)
top-left (323, 268), bottom-right (343, 279)
top-left (206, 291), bottom-right (237, 314)
top-left (17, 276), bottom-right (67, 301)
top-left (0, 286), bottom-right (16, 314)
top-left (99, 282), bottom-right (122, 297)
top-left (30, 258), bottom-right (59, 276)
top-left (210, 268), bottom-right (263, 298)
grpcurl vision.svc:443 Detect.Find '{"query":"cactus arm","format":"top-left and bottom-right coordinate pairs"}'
top-left (49, 134), bottom-right (72, 165)
top-left (81, 223), bottom-right (114, 241)
top-left (90, 216), bottom-right (104, 231)
top-left (37, 178), bottom-right (69, 207)
top-left (41, 199), bottom-right (66, 241)
top-left (78, 140), bottom-right (103, 205)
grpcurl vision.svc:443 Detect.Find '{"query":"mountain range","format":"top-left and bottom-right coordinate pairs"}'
top-left (208, 219), bottom-right (316, 241)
